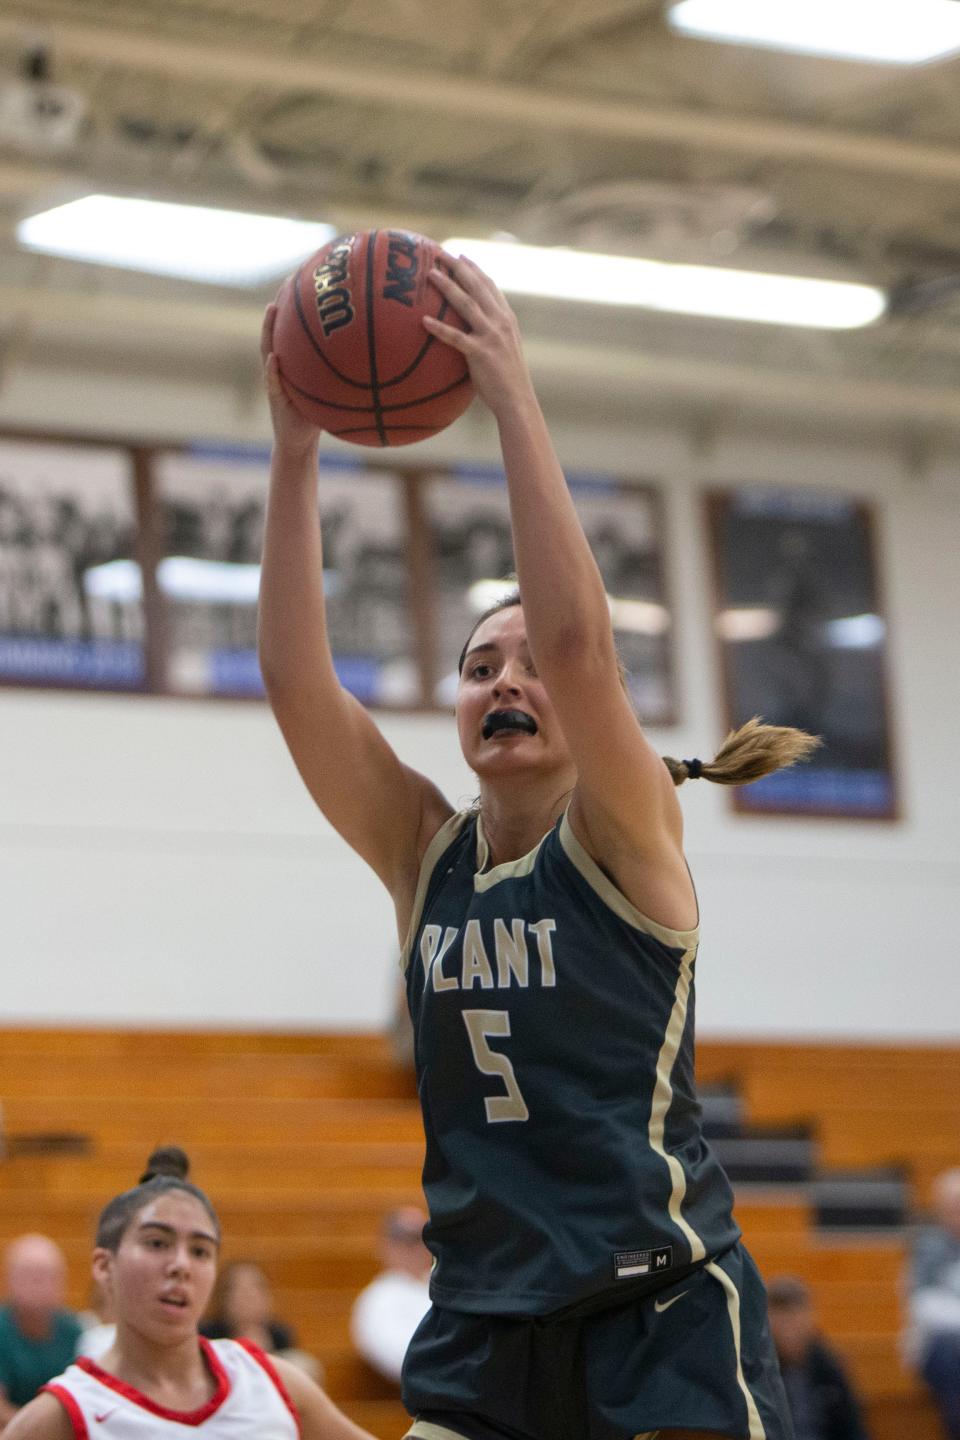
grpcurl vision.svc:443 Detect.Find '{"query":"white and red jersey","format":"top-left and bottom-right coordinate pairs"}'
top-left (42, 1337), bottom-right (301, 1438)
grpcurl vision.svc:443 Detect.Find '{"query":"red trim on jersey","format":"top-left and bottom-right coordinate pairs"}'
top-left (234, 1339), bottom-right (303, 1437)
top-left (41, 1383), bottom-right (91, 1439)
top-left (75, 1338), bottom-right (230, 1425)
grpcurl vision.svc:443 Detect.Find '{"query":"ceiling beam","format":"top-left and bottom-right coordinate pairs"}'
top-left (5, 14), bottom-right (960, 186)
top-left (523, 337), bottom-right (960, 430)
top-left (2, 284), bottom-right (959, 432)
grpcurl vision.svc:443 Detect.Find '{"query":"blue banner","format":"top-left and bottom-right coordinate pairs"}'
top-left (208, 648), bottom-right (382, 705)
top-left (0, 636), bottom-right (144, 688)
top-left (739, 766), bottom-right (894, 817)
top-left (186, 442), bottom-right (366, 474)
top-left (450, 461), bottom-right (618, 494)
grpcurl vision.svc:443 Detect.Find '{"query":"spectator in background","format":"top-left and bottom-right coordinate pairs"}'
top-left (4, 1147), bottom-right (370, 1440)
top-left (350, 1207), bottom-right (431, 1385)
top-left (0, 1234), bottom-right (82, 1428)
top-left (767, 1275), bottom-right (871, 1440)
top-left (200, 1260), bottom-right (322, 1382)
top-left (201, 1260), bottom-right (295, 1353)
top-left (905, 1167), bottom-right (960, 1440)
top-left (74, 1278), bottom-right (115, 1361)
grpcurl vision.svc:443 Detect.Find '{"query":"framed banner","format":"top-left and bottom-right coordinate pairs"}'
top-left (154, 445), bottom-right (268, 696)
top-left (423, 465), bottom-right (676, 723)
top-left (0, 437), bottom-right (144, 690)
top-left (154, 445), bottom-right (420, 705)
top-left (707, 487), bottom-right (897, 819)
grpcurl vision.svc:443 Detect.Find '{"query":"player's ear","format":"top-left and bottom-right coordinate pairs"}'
top-left (92, 1248), bottom-right (114, 1292)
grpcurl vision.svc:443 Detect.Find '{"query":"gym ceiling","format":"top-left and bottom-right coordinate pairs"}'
top-left (3, 0), bottom-right (960, 440)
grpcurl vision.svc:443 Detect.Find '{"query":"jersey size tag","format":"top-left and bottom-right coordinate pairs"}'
top-left (614, 1245), bottom-right (673, 1280)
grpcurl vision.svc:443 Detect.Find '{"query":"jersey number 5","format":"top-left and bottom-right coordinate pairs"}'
top-left (462, 1010), bottom-right (530, 1123)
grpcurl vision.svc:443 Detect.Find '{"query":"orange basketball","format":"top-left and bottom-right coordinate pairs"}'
top-left (272, 229), bottom-right (474, 446)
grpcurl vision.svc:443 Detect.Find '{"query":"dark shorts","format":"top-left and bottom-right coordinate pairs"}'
top-left (402, 1242), bottom-right (793, 1440)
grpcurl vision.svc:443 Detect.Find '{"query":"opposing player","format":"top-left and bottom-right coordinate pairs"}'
top-left (258, 255), bottom-right (817, 1440)
top-left (4, 1148), bottom-right (374, 1440)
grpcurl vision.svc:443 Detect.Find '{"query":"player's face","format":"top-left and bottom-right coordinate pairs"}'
top-left (456, 606), bottom-right (572, 781)
top-left (95, 1192), bottom-right (219, 1348)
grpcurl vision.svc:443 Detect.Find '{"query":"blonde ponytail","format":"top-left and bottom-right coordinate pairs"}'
top-left (663, 717), bottom-right (821, 788)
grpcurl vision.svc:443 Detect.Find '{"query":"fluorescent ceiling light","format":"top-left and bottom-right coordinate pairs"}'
top-left (714, 608), bottom-right (886, 646)
top-left (466, 581), bottom-right (669, 636)
top-left (608, 597), bottom-right (670, 636)
top-left (84, 557), bottom-right (263, 603)
top-left (825, 613), bottom-right (885, 647)
top-left (84, 557), bottom-right (340, 603)
top-left (467, 578), bottom-right (519, 614)
top-left (160, 557), bottom-right (262, 602)
top-left (83, 559), bottom-right (142, 604)
top-left (18, 195), bottom-right (335, 285)
top-left (668, 0), bottom-right (960, 65)
top-left (444, 237), bottom-right (885, 329)
top-left (716, 607), bottom-right (781, 641)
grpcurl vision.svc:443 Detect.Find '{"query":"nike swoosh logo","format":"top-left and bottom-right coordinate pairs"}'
top-left (654, 1289), bottom-right (690, 1313)
top-left (94, 1412), bottom-right (116, 1424)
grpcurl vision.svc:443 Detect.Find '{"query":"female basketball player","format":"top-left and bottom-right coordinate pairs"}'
top-left (258, 257), bottom-right (817, 1440)
top-left (4, 1149), bottom-right (374, 1440)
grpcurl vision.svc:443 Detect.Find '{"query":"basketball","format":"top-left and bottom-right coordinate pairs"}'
top-left (272, 229), bottom-right (474, 446)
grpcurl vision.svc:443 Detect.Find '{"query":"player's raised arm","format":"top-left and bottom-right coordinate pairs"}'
top-left (424, 259), bottom-right (690, 901)
top-left (425, 259), bottom-right (819, 931)
top-left (257, 298), bottom-right (451, 904)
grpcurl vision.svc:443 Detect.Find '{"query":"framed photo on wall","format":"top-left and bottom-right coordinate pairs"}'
top-left (706, 486), bottom-right (897, 819)
top-left (154, 445), bottom-right (267, 696)
top-left (154, 445), bottom-right (421, 705)
top-left (423, 465), bottom-right (676, 724)
top-left (0, 437), bottom-right (145, 691)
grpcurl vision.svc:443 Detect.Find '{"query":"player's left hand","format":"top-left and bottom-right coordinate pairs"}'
top-left (424, 255), bottom-right (536, 419)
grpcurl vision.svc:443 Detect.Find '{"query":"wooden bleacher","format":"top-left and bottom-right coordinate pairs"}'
top-left (699, 1041), bottom-right (960, 1440)
top-left (697, 1042), bottom-right (960, 1207)
top-left (0, 1029), bottom-right (956, 1439)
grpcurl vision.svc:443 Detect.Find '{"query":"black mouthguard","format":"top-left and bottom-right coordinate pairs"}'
top-left (482, 709), bottom-right (538, 740)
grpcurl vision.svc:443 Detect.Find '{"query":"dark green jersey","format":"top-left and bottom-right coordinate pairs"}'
top-left (0, 1306), bottom-right (83, 1408)
top-left (403, 809), bottom-right (740, 1316)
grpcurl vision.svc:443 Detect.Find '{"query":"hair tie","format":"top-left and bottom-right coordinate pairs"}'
top-left (683, 758), bottom-right (703, 780)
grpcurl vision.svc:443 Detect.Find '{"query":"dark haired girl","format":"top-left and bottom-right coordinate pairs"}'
top-left (5, 1149), bottom-right (374, 1440)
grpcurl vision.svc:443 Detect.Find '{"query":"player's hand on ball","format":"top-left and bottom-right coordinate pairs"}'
top-left (261, 290), bottom-right (323, 458)
top-left (425, 256), bottom-right (536, 419)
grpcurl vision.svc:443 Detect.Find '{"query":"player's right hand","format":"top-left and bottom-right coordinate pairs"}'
top-left (261, 288), bottom-right (323, 458)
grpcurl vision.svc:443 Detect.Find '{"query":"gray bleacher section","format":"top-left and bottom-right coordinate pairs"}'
top-left (700, 1084), bottom-right (908, 1230)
